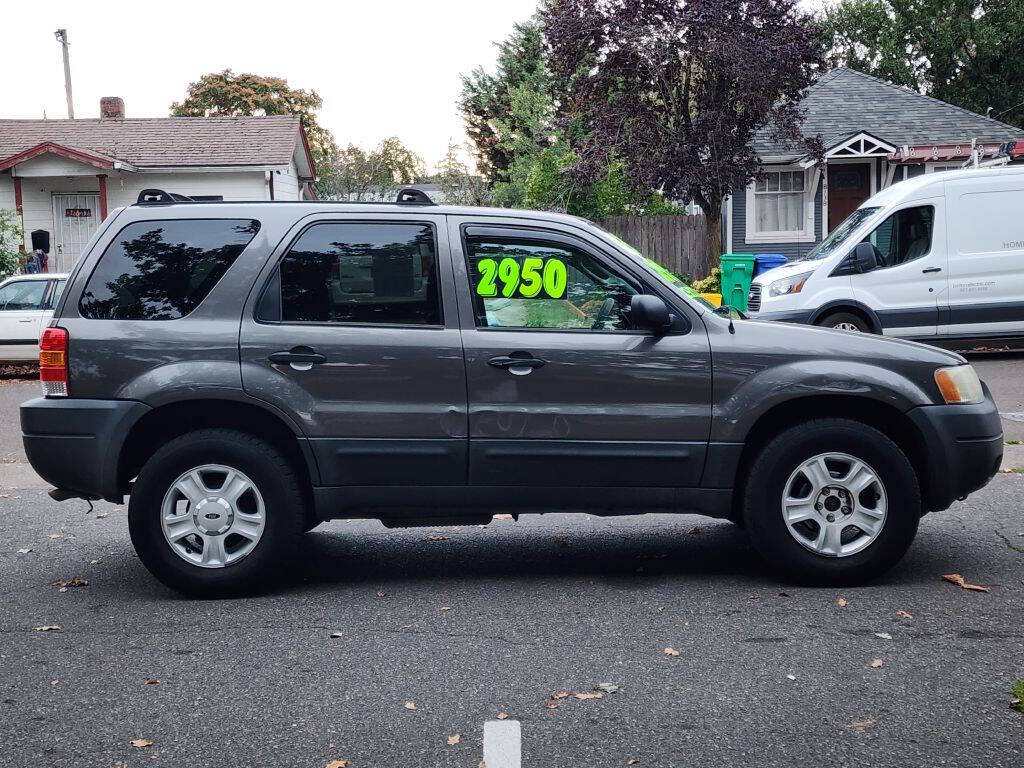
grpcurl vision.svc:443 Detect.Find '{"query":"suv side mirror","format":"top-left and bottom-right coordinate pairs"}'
top-left (630, 294), bottom-right (671, 335)
top-left (852, 242), bottom-right (880, 273)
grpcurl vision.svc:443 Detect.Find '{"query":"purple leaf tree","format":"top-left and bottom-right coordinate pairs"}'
top-left (542, 0), bottom-right (824, 267)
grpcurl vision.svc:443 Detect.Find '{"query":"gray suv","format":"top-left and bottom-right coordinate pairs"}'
top-left (20, 192), bottom-right (1003, 596)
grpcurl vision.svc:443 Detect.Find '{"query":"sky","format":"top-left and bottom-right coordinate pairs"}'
top-left (1, 0), bottom-right (540, 171)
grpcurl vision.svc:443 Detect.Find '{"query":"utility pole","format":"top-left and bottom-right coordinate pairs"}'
top-left (54, 29), bottom-right (74, 119)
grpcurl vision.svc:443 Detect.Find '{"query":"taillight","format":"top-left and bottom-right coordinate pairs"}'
top-left (39, 327), bottom-right (69, 397)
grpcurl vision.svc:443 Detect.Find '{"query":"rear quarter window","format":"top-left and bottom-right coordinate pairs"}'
top-left (79, 219), bottom-right (260, 320)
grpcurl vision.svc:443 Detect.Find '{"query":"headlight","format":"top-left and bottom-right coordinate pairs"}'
top-left (767, 271), bottom-right (813, 298)
top-left (934, 365), bottom-right (984, 404)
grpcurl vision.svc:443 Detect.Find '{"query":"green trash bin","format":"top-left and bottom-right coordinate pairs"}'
top-left (719, 253), bottom-right (756, 311)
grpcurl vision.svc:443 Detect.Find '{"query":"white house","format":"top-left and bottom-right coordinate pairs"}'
top-left (0, 97), bottom-right (317, 272)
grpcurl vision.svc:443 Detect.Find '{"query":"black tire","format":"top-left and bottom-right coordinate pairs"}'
top-left (742, 418), bottom-right (921, 586)
top-left (128, 429), bottom-right (306, 597)
top-left (817, 311), bottom-right (872, 333)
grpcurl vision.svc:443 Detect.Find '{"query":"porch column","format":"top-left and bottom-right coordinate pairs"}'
top-left (12, 175), bottom-right (25, 252)
top-left (97, 174), bottom-right (108, 220)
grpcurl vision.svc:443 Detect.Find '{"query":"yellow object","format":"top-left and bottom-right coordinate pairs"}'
top-left (700, 293), bottom-right (722, 307)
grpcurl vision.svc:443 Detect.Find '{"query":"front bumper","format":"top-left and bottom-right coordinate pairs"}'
top-left (21, 397), bottom-right (150, 502)
top-left (906, 384), bottom-right (1003, 512)
top-left (747, 308), bottom-right (814, 324)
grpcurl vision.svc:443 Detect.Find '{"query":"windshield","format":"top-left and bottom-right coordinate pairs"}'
top-left (600, 230), bottom-right (717, 310)
top-left (793, 206), bottom-right (880, 262)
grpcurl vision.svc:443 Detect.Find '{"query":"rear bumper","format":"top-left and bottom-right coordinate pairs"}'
top-left (21, 397), bottom-right (150, 502)
top-left (906, 384), bottom-right (1003, 512)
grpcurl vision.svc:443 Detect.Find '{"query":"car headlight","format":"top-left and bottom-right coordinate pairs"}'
top-left (767, 271), bottom-right (813, 298)
top-left (934, 365), bottom-right (984, 404)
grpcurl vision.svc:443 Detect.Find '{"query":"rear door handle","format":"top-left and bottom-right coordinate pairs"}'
top-left (488, 354), bottom-right (546, 375)
top-left (268, 347), bottom-right (326, 365)
top-left (922, 267), bottom-right (942, 274)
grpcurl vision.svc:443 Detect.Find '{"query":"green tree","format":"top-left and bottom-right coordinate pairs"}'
top-left (316, 138), bottom-right (425, 201)
top-left (433, 143), bottom-right (491, 206)
top-left (170, 69), bottom-right (337, 165)
top-left (0, 209), bottom-right (23, 279)
top-left (820, 0), bottom-right (1024, 127)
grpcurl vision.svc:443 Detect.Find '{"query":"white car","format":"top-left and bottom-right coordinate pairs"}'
top-left (747, 165), bottom-right (1024, 341)
top-left (0, 273), bottom-right (69, 362)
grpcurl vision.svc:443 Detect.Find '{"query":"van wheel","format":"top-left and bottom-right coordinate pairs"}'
top-left (817, 311), bottom-right (871, 333)
top-left (128, 429), bottom-right (305, 597)
top-left (742, 418), bottom-right (920, 586)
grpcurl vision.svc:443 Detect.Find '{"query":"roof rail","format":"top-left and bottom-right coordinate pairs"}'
top-left (395, 187), bottom-right (435, 205)
top-left (136, 189), bottom-right (195, 204)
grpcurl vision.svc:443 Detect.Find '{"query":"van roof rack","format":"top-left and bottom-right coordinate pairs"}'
top-left (136, 189), bottom-right (195, 204)
top-left (395, 187), bottom-right (435, 205)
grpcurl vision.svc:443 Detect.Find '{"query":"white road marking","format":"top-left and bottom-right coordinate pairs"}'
top-left (483, 719), bottom-right (521, 768)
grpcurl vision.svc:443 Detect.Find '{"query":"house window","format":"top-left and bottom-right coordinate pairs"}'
top-left (753, 170), bottom-right (806, 234)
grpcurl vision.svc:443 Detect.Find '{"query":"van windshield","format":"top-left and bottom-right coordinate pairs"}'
top-left (793, 206), bottom-right (880, 262)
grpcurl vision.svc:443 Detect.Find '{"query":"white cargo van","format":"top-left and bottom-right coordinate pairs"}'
top-left (747, 165), bottom-right (1024, 340)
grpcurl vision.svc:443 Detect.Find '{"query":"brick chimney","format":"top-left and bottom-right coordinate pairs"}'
top-left (99, 97), bottom-right (125, 119)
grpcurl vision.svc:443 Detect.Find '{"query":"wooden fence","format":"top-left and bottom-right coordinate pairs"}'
top-left (598, 214), bottom-right (711, 280)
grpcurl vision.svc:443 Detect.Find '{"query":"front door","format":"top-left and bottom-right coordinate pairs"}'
top-left (52, 194), bottom-right (101, 272)
top-left (240, 213), bottom-right (468, 487)
top-left (827, 163), bottom-right (872, 233)
top-left (850, 200), bottom-right (946, 337)
top-left (449, 217), bottom-right (712, 490)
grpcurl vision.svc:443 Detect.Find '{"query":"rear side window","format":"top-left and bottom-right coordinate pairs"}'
top-left (267, 222), bottom-right (440, 325)
top-left (79, 219), bottom-right (260, 320)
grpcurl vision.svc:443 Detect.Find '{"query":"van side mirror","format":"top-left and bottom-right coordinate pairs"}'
top-left (852, 242), bottom-right (880, 273)
top-left (630, 294), bottom-right (671, 335)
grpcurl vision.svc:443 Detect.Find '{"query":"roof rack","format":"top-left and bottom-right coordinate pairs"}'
top-left (395, 187), bottom-right (435, 205)
top-left (136, 189), bottom-right (195, 204)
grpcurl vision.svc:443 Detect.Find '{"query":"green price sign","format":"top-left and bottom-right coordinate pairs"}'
top-left (476, 257), bottom-right (568, 299)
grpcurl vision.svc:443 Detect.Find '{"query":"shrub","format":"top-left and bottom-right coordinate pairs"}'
top-left (0, 209), bottom-right (23, 280)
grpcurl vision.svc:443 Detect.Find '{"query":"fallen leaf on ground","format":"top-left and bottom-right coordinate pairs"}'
top-left (34, 625), bottom-right (61, 632)
top-left (551, 691), bottom-right (572, 700)
top-left (427, 534), bottom-right (448, 541)
top-left (16, 548), bottom-right (31, 554)
top-left (777, 591), bottom-right (790, 598)
top-left (629, 759), bottom-right (641, 765)
top-left (847, 718), bottom-right (876, 733)
top-left (447, 734), bottom-right (461, 746)
top-left (130, 739), bottom-right (153, 748)
top-left (897, 610), bottom-right (913, 619)
top-left (837, 597), bottom-right (848, 607)
top-left (942, 573), bottom-right (990, 592)
top-left (594, 683), bottom-right (619, 693)
top-left (545, 700), bottom-right (559, 709)
top-left (496, 712), bottom-right (509, 720)
top-left (95, 512), bottom-right (108, 519)
top-left (870, 658), bottom-right (884, 668)
top-left (50, 679), bottom-right (59, 685)
top-left (688, 526), bottom-right (700, 535)
top-left (144, 678), bottom-right (159, 685)
top-left (325, 761), bottom-right (349, 768)
top-left (329, 631), bottom-right (343, 639)
top-left (48, 533), bottom-right (62, 539)
top-left (493, 513), bottom-right (514, 521)
top-left (874, 632), bottom-right (893, 640)
top-left (404, 701), bottom-right (416, 710)
top-left (574, 691), bottom-right (603, 700)
top-left (54, 577), bottom-right (88, 592)
top-left (375, 590), bottom-right (387, 598)
top-left (439, 606), bottom-right (451, 611)
top-left (663, 647), bottom-right (680, 657)
top-left (89, 559), bottom-right (101, 565)
top-left (786, 674), bottom-right (796, 681)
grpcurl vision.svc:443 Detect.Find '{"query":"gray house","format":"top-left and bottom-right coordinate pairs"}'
top-left (727, 67), bottom-right (1024, 259)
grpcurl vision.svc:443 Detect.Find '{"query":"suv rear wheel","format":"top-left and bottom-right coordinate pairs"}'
top-left (742, 418), bottom-right (921, 585)
top-left (129, 429), bottom-right (304, 597)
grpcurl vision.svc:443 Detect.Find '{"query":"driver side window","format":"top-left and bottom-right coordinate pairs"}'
top-left (464, 234), bottom-right (640, 331)
top-left (862, 205), bottom-right (934, 268)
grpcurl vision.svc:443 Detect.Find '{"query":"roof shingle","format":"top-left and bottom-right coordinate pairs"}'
top-left (0, 114), bottom-right (301, 168)
top-left (755, 67), bottom-right (1024, 159)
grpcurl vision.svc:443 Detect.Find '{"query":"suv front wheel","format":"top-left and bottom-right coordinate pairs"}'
top-left (742, 418), bottom-right (921, 585)
top-left (129, 429), bottom-right (305, 597)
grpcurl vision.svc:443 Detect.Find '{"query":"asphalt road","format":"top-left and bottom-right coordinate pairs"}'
top-left (1, 357), bottom-right (1022, 767)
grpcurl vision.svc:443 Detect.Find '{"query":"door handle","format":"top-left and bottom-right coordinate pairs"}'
top-left (268, 347), bottom-right (326, 365)
top-left (922, 267), bottom-right (942, 274)
top-left (488, 354), bottom-right (546, 375)
top-left (17, 319), bottom-right (34, 323)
